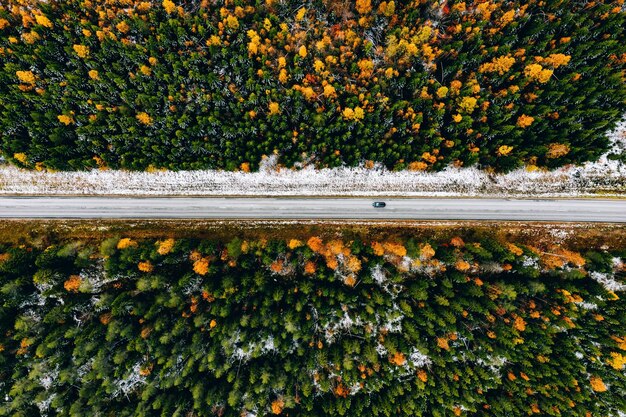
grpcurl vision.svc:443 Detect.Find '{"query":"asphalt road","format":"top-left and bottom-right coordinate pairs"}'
top-left (0, 197), bottom-right (625, 222)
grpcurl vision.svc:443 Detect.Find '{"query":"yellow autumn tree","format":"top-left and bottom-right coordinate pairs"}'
top-left (117, 238), bottom-right (137, 249)
top-left (35, 14), bottom-right (53, 28)
top-left (271, 398), bottom-right (285, 414)
top-left (346, 255), bottom-right (362, 273)
top-left (13, 153), bottom-right (28, 164)
top-left (73, 44), bottom-right (90, 58)
top-left (455, 260), bottom-right (470, 271)
top-left (138, 261), bottom-right (154, 273)
top-left (193, 257), bottom-right (209, 275)
top-left (157, 238), bottom-right (175, 255)
top-left (117, 237), bottom-right (137, 249)
top-left (16, 70), bottom-right (36, 85)
top-left (295, 7), bottom-right (307, 21)
top-left (140, 325), bottom-right (153, 339)
top-left (383, 242), bottom-right (407, 257)
top-left (436, 86), bottom-right (449, 98)
top-left (307, 236), bottom-right (323, 252)
top-left (64, 275), bottom-right (82, 292)
top-left (517, 114), bottom-right (534, 128)
top-left (506, 243), bottom-right (523, 256)
top-left (497, 145), bottom-right (513, 156)
top-left (57, 115), bottom-right (74, 125)
top-left (417, 369), bottom-right (428, 382)
top-left (342, 108), bottom-right (355, 120)
top-left (478, 55), bottom-right (516, 75)
top-left (304, 260), bottom-right (316, 274)
top-left (356, 0), bottom-right (372, 14)
top-left (344, 274), bottom-right (357, 287)
top-left (139, 65), bottom-right (151, 76)
top-left (524, 64), bottom-right (552, 83)
top-left (334, 383), bottom-right (349, 397)
top-left (390, 351), bottom-right (406, 366)
top-left (546, 143), bottom-right (570, 159)
top-left (450, 237), bottom-right (465, 247)
top-left (437, 337), bottom-right (450, 350)
top-left (408, 161), bottom-right (428, 171)
top-left (542, 53), bottom-right (571, 68)
top-left (458, 96), bottom-right (478, 113)
top-left (99, 312), bottom-right (112, 325)
top-left (559, 249), bottom-right (585, 267)
top-left (420, 243), bottom-right (435, 259)
top-left (326, 257), bottom-right (338, 270)
top-left (371, 241), bottom-right (384, 256)
top-left (323, 83), bottom-right (337, 98)
top-left (136, 112), bottom-right (152, 125)
top-left (162, 0), bottom-right (176, 14)
top-left (607, 352), bottom-right (626, 370)
top-left (116, 21), bottom-right (130, 33)
top-left (278, 69), bottom-right (288, 84)
top-left (327, 240), bottom-right (345, 256)
top-left (540, 253), bottom-right (565, 270)
top-left (589, 376), bottom-right (607, 392)
top-left (268, 102), bottom-right (280, 115)
top-left (270, 259), bottom-right (284, 273)
top-left (514, 316), bottom-right (527, 331)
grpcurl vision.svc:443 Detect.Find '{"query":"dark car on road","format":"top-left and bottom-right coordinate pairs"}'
top-left (372, 202), bottom-right (386, 208)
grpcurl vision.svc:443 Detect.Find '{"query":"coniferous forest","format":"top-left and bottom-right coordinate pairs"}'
top-left (1, 231), bottom-right (625, 416)
top-left (1, 0), bottom-right (625, 172)
top-left (1, 0), bottom-right (626, 416)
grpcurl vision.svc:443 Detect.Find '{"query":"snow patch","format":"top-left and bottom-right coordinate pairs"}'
top-left (476, 355), bottom-right (508, 376)
top-left (77, 260), bottom-right (117, 293)
top-left (408, 348), bottom-right (432, 368)
top-left (371, 264), bottom-right (387, 286)
top-left (225, 332), bottom-right (279, 363)
top-left (349, 382), bottom-right (362, 395)
top-left (590, 271), bottom-right (626, 292)
top-left (375, 342), bottom-right (388, 357)
top-left (480, 262), bottom-right (504, 274)
top-left (231, 347), bottom-right (252, 362)
top-left (322, 309), bottom-right (363, 344)
top-left (522, 256), bottom-right (539, 268)
top-left (40, 366), bottom-right (59, 390)
top-left (549, 228), bottom-right (570, 242)
top-left (576, 302), bottom-right (598, 310)
top-left (36, 393), bottom-right (56, 415)
top-left (369, 264), bottom-right (403, 297)
top-left (261, 336), bottom-right (276, 354)
top-left (380, 304), bottom-right (404, 333)
top-left (113, 362), bottom-right (146, 398)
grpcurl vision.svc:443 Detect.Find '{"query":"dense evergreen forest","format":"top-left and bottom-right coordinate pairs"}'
top-left (0, 0), bottom-right (625, 172)
top-left (1, 233), bottom-right (625, 416)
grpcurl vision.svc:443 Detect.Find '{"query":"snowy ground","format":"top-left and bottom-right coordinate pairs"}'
top-left (0, 121), bottom-right (624, 197)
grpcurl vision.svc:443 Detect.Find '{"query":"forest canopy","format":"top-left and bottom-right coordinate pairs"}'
top-left (0, 0), bottom-right (625, 171)
top-left (1, 232), bottom-right (625, 416)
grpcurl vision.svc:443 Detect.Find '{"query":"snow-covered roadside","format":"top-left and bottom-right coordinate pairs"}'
top-left (0, 122), bottom-right (624, 197)
top-left (0, 159), bottom-right (624, 197)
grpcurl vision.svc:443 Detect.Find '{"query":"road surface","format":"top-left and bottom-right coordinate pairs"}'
top-left (0, 197), bottom-right (625, 222)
